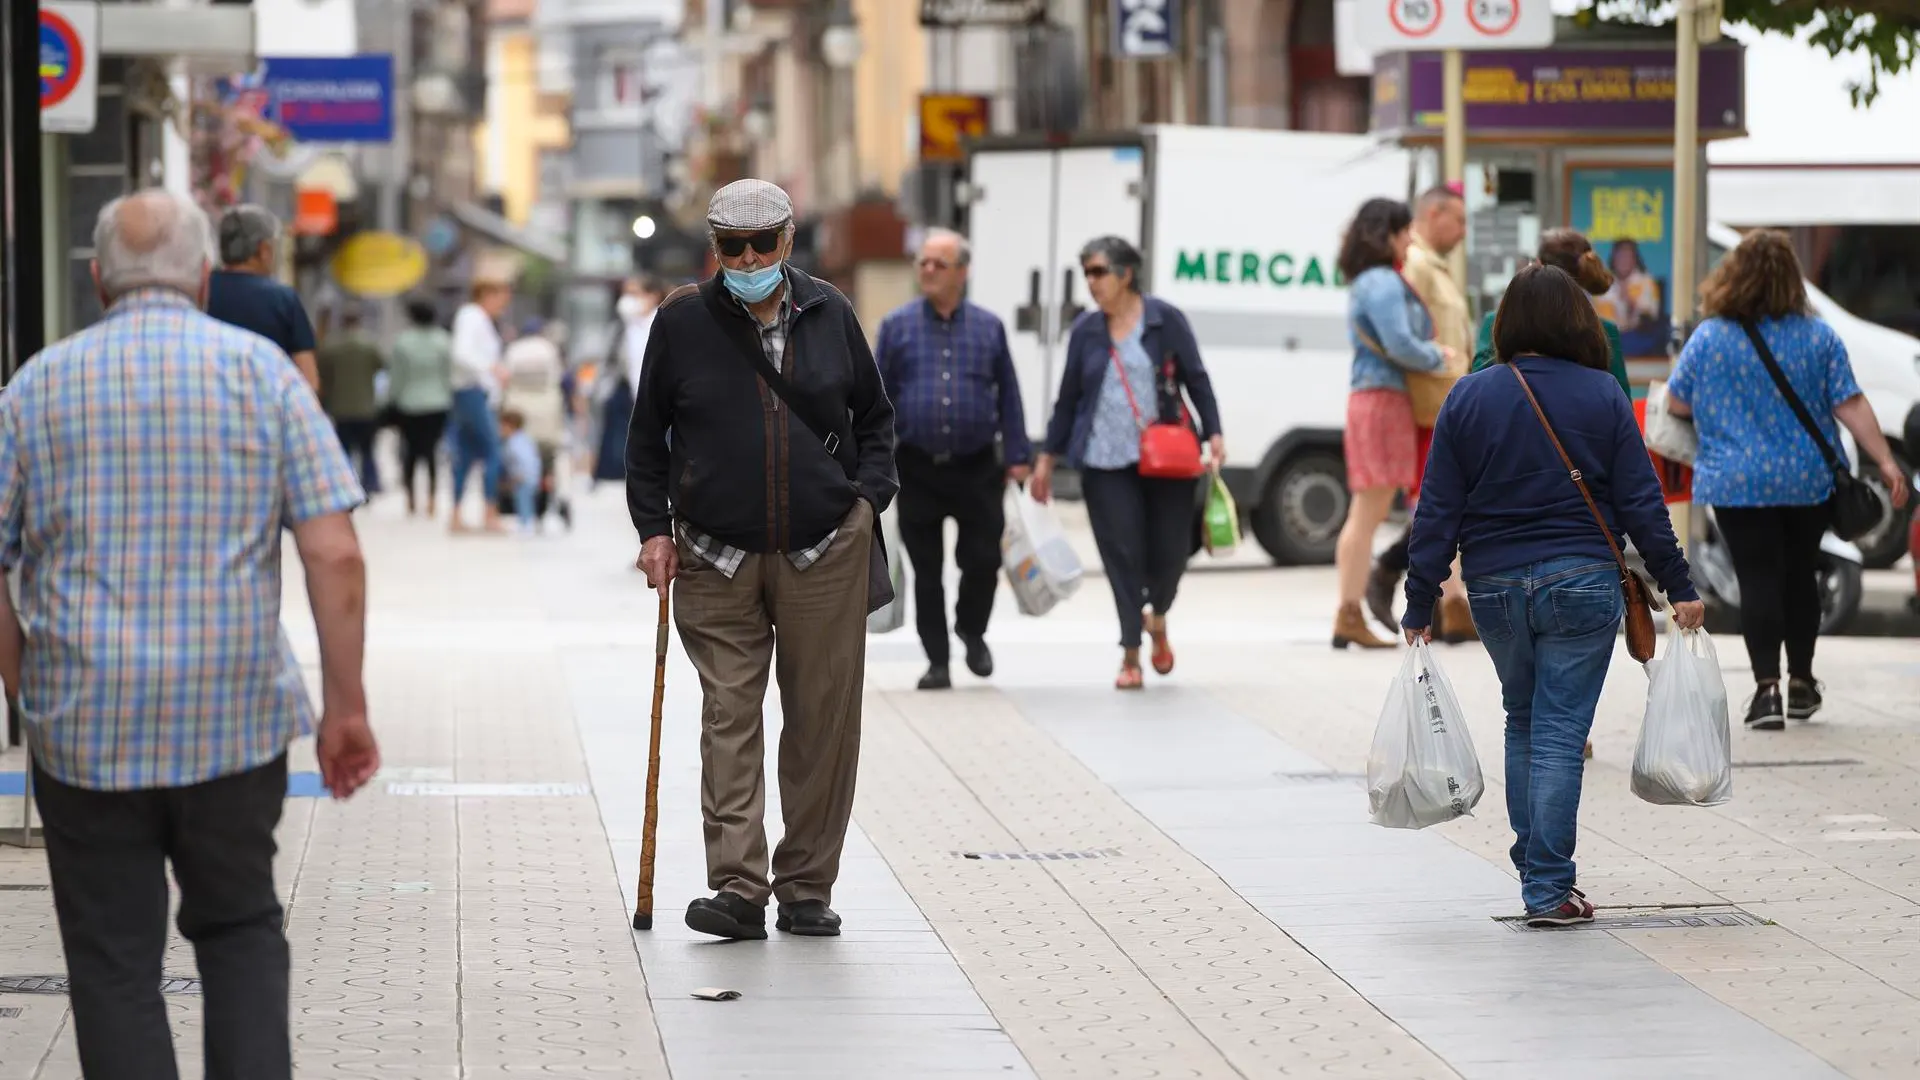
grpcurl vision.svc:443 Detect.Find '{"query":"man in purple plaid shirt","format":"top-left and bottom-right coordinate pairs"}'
top-left (0, 190), bottom-right (380, 1079)
top-left (875, 229), bottom-right (1031, 690)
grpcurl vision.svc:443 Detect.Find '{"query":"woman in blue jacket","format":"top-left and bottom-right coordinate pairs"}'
top-left (1403, 264), bottom-right (1705, 928)
top-left (1030, 236), bottom-right (1224, 690)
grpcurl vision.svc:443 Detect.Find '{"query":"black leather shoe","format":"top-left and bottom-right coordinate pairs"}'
top-left (1787, 678), bottom-right (1824, 720)
top-left (1745, 684), bottom-right (1786, 731)
top-left (684, 892), bottom-right (767, 940)
top-left (917, 665), bottom-right (951, 691)
top-left (1365, 562), bottom-right (1401, 632)
top-left (960, 634), bottom-right (993, 678)
top-left (775, 900), bottom-right (842, 937)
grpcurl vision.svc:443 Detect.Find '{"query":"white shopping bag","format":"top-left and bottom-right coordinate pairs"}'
top-left (1001, 488), bottom-right (1084, 617)
top-left (866, 506), bottom-right (908, 634)
top-left (1632, 624), bottom-right (1732, 807)
top-left (1643, 380), bottom-right (1698, 465)
top-left (1367, 641), bottom-right (1485, 829)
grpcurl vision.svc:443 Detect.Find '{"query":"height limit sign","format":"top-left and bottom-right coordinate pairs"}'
top-left (1360, 0), bottom-right (1552, 50)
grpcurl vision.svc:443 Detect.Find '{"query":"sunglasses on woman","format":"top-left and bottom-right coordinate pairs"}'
top-left (715, 229), bottom-right (784, 258)
top-left (1082, 263), bottom-right (1112, 279)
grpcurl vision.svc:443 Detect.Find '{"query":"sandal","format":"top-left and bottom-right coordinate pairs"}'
top-left (1115, 664), bottom-right (1145, 691)
top-left (1147, 615), bottom-right (1174, 676)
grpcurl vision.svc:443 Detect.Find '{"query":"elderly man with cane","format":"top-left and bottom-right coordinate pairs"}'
top-left (626, 179), bottom-right (897, 940)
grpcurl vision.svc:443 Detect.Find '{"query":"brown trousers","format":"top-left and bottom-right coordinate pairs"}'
top-left (672, 499), bottom-right (872, 906)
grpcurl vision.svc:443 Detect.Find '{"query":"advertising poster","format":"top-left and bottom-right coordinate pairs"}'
top-left (1569, 166), bottom-right (1675, 361)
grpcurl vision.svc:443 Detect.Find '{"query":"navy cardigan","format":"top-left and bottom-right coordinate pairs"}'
top-left (1041, 295), bottom-right (1223, 468)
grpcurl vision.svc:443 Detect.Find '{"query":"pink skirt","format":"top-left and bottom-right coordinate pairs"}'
top-left (1346, 389), bottom-right (1418, 492)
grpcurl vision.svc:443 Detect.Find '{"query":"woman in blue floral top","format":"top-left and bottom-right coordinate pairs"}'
top-left (1667, 230), bottom-right (1909, 730)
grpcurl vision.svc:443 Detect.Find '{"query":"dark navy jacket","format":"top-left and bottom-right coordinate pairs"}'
top-left (1042, 295), bottom-right (1223, 468)
top-left (1402, 356), bottom-right (1698, 630)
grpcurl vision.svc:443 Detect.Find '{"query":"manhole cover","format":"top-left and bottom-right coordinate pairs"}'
top-left (1497, 907), bottom-right (1769, 932)
top-left (0, 975), bottom-right (200, 995)
top-left (953, 849), bottom-right (1122, 861)
top-left (1734, 759), bottom-right (1862, 769)
top-left (0, 884), bottom-right (48, 892)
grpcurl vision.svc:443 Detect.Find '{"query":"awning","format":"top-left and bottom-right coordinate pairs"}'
top-left (1709, 166), bottom-right (1920, 227)
top-left (444, 200), bottom-right (568, 264)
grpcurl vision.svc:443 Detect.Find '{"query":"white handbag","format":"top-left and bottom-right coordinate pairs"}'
top-left (1643, 380), bottom-right (1698, 465)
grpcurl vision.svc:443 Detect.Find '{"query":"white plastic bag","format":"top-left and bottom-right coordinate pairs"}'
top-left (866, 507), bottom-right (908, 634)
top-left (1632, 624), bottom-right (1732, 806)
top-left (1643, 380), bottom-right (1698, 464)
top-left (1001, 489), bottom-right (1084, 617)
top-left (1367, 641), bottom-right (1485, 829)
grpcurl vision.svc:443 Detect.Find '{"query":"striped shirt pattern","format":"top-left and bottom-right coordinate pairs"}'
top-left (0, 290), bottom-right (364, 791)
top-left (684, 278), bottom-right (834, 578)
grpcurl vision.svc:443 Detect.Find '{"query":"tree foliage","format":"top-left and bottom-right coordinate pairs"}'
top-left (1587, 1), bottom-right (1918, 105)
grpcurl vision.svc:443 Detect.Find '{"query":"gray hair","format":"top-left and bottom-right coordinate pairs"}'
top-left (923, 228), bottom-right (971, 267)
top-left (94, 190), bottom-right (214, 300)
top-left (217, 204), bottom-right (281, 267)
top-left (1079, 235), bottom-right (1143, 292)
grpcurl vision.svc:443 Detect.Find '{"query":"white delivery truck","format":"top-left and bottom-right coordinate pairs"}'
top-left (965, 125), bottom-right (1410, 564)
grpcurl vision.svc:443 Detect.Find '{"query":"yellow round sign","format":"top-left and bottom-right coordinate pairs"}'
top-left (330, 231), bottom-right (429, 298)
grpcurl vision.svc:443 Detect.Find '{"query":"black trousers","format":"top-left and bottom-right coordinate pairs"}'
top-left (897, 445), bottom-right (1005, 666)
top-left (1716, 504), bottom-right (1829, 682)
top-left (35, 756), bottom-right (291, 1080)
top-left (333, 417), bottom-right (379, 495)
top-left (1081, 466), bottom-right (1199, 649)
top-left (395, 408), bottom-right (449, 505)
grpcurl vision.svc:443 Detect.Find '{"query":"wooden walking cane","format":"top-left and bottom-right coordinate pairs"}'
top-left (632, 587), bottom-right (669, 931)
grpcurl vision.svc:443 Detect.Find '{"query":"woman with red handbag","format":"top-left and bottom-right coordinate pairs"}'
top-left (1030, 236), bottom-right (1225, 690)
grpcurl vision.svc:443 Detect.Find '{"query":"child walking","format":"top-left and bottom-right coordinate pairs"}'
top-left (499, 409), bottom-right (543, 534)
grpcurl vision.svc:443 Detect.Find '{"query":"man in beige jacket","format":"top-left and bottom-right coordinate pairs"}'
top-left (1369, 185), bottom-right (1476, 640)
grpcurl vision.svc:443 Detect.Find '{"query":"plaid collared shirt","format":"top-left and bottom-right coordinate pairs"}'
top-left (682, 275), bottom-right (836, 579)
top-left (0, 289), bottom-right (363, 791)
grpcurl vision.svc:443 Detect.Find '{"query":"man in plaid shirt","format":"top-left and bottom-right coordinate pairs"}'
top-left (0, 190), bottom-right (380, 1078)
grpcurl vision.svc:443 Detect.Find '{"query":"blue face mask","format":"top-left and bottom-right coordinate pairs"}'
top-left (722, 262), bottom-right (784, 303)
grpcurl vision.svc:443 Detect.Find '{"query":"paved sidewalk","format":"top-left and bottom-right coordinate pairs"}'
top-left (0, 483), bottom-right (1916, 1077)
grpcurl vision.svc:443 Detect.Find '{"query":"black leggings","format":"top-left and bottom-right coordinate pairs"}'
top-left (1715, 504), bottom-right (1829, 682)
top-left (395, 409), bottom-right (449, 506)
top-left (1081, 467), bottom-right (1198, 650)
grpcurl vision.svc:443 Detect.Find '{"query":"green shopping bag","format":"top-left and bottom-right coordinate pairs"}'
top-left (1203, 468), bottom-right (1240, 557)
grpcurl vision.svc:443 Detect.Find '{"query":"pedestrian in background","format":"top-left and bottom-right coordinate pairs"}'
top-left (876, 228), bottom-right (1030, 691)
top-left (1332, 198), bottom-right (1458, 650)
top-left (499, 316), bottom-right (572, 529)
top-left (1402, 264), bottom-right (1702, 928)
top-left (499, 408), bottom-right (543, 534)
top-left (629, 179), bottom-right (896, 941)
top-left (315, 306), bottom-right (387, 497)
top-left (1030, 236), bottom-right (1223, 691)
top-left (388, 298), bottom-right (454, 518)
top-left (595, 276), bottom-right (665, 485)
top-left (449, 279), bottom-right (512, 534)
top-left (0, 189), bottom-right (380, 1079)
top-left (1469, 229), bottom-right (1631, 395)
top-left (1365, 187), bottom-right (1474, 642)
top-left (205, 203), bottom-right (319, 392)
top-left (1663, 229), bottom-right (1909, 730)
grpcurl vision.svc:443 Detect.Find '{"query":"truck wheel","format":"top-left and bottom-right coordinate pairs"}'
top-left (1252, 450), bottom-right (1347, 565)
top-left (1818, 553), bottom-right (1864, 636)
top-left (1854, 451), bottom-right (1912, 569)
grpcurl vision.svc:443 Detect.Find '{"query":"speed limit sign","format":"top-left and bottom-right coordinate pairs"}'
top-left (1357, 0), bottom-right (1551, 49)
top-left (1388, 0), bottom-right (1442, 37)
top-left (1467, 0), bottom-right (1519, 35)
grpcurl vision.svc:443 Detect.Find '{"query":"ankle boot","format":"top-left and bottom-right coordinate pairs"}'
top-left (1333, 603), bottom-right (1395, 650)
top-left (1438, 597), bottom-right (1479, 644)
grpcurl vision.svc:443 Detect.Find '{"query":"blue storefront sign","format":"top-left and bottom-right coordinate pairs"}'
top-left (231, 55), bottom-right (394, 143)
top-left (1112, 0), bottom-right (1179, 58)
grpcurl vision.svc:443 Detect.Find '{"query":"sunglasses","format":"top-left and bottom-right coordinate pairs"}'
top-left (714, 229), bottom-right (784, 258)
top-left (1082, 264), bottom-right (1112, 279)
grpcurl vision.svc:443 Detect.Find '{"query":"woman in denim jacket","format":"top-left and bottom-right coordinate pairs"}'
top-left (1333, 198), bottom-right (1459, 649)
top-left (1031, 236), bottom-right (1224, 689)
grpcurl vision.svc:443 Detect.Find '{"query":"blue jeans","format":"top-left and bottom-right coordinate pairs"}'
top-left (448, 388), bottom-right (501, 506)
top-left (511, 479), bottom-right (538, 526)
top-left (1467, 556), bottom-right (1622, 915)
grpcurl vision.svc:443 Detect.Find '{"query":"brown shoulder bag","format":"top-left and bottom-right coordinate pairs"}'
top-left (1507, 364), bottom-right (1661, 663)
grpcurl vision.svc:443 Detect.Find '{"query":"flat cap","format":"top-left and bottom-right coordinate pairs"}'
top-left (707, 179), bottom-right (793, 231)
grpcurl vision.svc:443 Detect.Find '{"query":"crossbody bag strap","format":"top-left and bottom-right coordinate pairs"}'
top-left (1108, 347), bottom-right (1149, 431)
top-left (1507, 364), bottom-right (1633, 576)
top-left (723, 314), bottom-right (849, 465)
top-left (1737, 318), bottom-right (1846, 477)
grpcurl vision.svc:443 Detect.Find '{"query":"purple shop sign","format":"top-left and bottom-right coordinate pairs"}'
top-left (1371, 44), bottom-right (1746, 141)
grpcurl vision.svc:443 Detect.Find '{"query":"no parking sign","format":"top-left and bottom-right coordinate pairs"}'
top-left (39, 1), bottom-right (100, 135)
